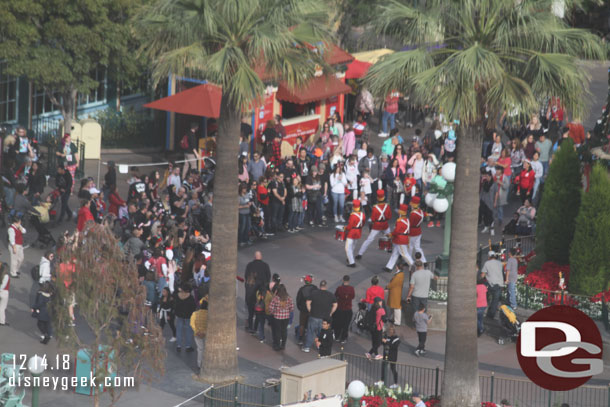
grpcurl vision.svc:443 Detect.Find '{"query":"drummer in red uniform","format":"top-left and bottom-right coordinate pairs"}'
top-left (408, 196), bottom-right (427, 263)
top-left (356, 190), bottom-right (391, 260)
top-left (345, 199), bottom-right (365, 268)
top-left (382, 204), bottom-right (413, 272)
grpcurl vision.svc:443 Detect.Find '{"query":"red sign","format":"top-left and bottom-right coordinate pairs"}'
top-left (283, 117), bottom-right (319, 144)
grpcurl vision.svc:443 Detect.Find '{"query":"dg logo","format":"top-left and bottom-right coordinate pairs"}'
top-left (517, 305), bottom-right (604, 391)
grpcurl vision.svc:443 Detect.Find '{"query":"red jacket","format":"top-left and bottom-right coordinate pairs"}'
top-left (77, 206), bottom-right (94, 232)
top-left (519, 169), bottom-right (535, 192)
top-left (371, 203), bottom-right (391, 231)
top-left (364, 285), bottom-right (385, 304)
top-left (409, 208), bottom-right (425, 237)
top-left (391, 217), bottom-right (410, 245)
top-left (345, 211), bottom-right (365, 239)
top-left (384, 93), bottom-right (399, 114)
top-left (108, 191), bottom-right (126, 216)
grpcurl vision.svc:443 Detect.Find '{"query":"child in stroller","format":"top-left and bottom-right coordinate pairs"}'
top-left (31, 193), bottom-right (58, 249)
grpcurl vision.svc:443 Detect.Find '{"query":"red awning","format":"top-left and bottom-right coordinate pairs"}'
top-left (143, 83), bottom-right (222, 118)
top-left (325, 44), bottom-right (355, 65)
top-left (345, 59), bottom-right (372, 79)
top-left (276, 75), bottom-right (351, 105)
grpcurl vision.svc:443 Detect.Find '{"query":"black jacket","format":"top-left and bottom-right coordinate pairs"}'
top-left (296, 284), bottom-right (318, 312)
top-left (56, 172), bottom-right (73, 193)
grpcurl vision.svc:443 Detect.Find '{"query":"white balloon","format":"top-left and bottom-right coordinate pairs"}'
top-left (425, 193), bottom-right (437, 207)
top-left (347, 380), bottom-right (366, 399)
top-left (433, 197), bottom-right (449, 213)
top-left (442, 162), bottom-right (456, 182)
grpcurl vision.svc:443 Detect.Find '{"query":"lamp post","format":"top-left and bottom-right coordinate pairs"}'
top-left (346, 380), bottom-right (366, 407)
top-left (431, 162), bottom-right (455, 276)
top-left (27, 355), bottom-right (45, 407)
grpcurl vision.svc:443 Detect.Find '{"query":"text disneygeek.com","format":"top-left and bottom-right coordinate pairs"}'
top-left (10, 373), bottom-right (136, 391)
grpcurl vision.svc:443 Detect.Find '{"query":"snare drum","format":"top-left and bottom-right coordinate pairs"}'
top-left (378, 237), bottom-right (392, 251)
top-left (335, 226), bottom-right (346, 241)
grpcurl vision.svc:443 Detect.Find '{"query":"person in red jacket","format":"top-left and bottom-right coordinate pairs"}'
top-left (108, 185), bottom-right (126, 216)
top-left (77, 194), bottom-right (95, 233)
top-left (408, 196), bottom-right (427, 263)
top-left (383, 204), bottom-right (413, 272)
top-left (357, 190), bottom-right (391, 259)
top-left (517, 160), bottom-right (535, 204)
top-left (344, 199), bottom-right (365, 268)
top-left (362, 276), bottom-right (384, 309)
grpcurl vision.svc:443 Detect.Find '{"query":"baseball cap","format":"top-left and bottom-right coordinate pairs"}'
top-left (412, 392), bottom-right (421, 399)
top-left (488, 250), bottom-right (496, 257)
top-left (303, 275), bottom-right (313, 284)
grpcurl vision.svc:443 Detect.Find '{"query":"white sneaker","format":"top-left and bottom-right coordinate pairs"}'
top-left (334, 215), bottom-right (339, 223)
top-left (169, 337), bottom-right (177, 342)
top-left (491, 229), bottom-right (495, 236)
top-left (339, 216), bottom-right (346, 222)
top-left (378, 132), bottom-right (389, 138)
top-left (481, 226), bottom-right (489, 233)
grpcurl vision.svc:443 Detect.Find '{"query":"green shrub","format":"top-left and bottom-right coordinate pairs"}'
top-left (535, 138), bottom-right (581, 264)
top-left (96, 107), bottom-right (164, 148)
top-left (569, 164), bottom-right (610, 294)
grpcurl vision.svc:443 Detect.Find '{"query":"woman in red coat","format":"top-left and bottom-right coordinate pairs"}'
top-left (518, 160), bottom-right (535, 204)
top-left (108, 185), bottom-right (126, 216)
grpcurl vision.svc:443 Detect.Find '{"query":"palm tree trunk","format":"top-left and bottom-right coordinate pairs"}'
top-left (441, 124), bottom-right (482, 406)
top-left (200, 95), bottom-right (240, 383)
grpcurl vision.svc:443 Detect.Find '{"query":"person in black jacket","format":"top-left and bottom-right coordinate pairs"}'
top-left (26, 162), bottom-right (46, 204)
top-left (381, 325), bottom-right (401, 386)
top-left (295, 275), bottom-right (317, 345)
top-left (244, 251), bottom-right (271, 333)
top-left (174, 283), bottom-right (196, 352)
top-left (56, 164), bottom-right (73, 222)
top-left (103, 161), bottom-right (117, 204)
top-left (33, 282), bottom-right (54, 344)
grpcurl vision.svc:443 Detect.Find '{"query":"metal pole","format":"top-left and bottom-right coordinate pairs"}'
top-left (561, 290), bottom-right (564, 305)
top-left (548, 389), bottom-right (552, 407)
top-left (31, 372), bottom-right (41, 407)
top-left (490, 372), bottom-right (495, 402)
top-left (234, 382), bottom-right (239, 407)
top-left (434, 366), bottom-right (439, 397)
top-left (442, 194), bottom-right (452, 258)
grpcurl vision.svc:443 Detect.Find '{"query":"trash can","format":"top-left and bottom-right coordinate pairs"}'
top-left (74, 346), bottom-right (116, 396)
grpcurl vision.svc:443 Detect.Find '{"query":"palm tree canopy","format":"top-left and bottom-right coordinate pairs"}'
top-left (136, 0), bottom-right (334, 111)
top-left (365, 0), bottom-right (606, 127)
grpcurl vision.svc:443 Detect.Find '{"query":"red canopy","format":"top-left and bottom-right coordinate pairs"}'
top-left (345, 59), bottom-right (372, 79)
top-left (144, 83), bottom-right (222, 118)
top-left (276, 75), bottom-right (351, 105)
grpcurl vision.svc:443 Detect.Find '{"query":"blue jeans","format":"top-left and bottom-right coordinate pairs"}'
top-left (541, 161), bottom-right (549, 176)
top-left (288, 210), bottom-right (301, 230)
top-left (507, 282), bottom-right (517, 309)
top-left (238, 213), bottom-right (251, 243)
top-left (256, 314), bottom-right (272, 340)
top-left (270, 201), bottom-right (284, 231)
top-left (175, 316), bottom-right (194, 348)
top-left (495, 205), bottom-right (504, 224)
top-left (381, 111), bottom-right (396, 133)
top-left (331, 192), bottom-right (345, 217)
top-left (532, 178), bottom-right (541, 203)
top-left (304, 316), bottom-right (323, 349)
top-left (477, 307), bottom-right (486, 334)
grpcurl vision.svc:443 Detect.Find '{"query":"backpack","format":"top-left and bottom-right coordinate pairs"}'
top-left (180, 134), bottom-right (190, 150)
top-left (359, 306), bottom-right (377, 332)
top-left (31, 265), bottom-right (40, 281)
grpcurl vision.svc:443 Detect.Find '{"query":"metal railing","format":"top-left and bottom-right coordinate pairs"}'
top-left (43, 138), bottom-right (86, 179)
top-left (31, 116), bottom-right (61, 143)
top-left (332, 352), bottom-right (610, 407)
top-left (194, 381), bottom-right (281, 407)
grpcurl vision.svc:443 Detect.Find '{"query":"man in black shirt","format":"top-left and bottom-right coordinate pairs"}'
top-left (269, 172), bottom-right (286, 232)
top-left (55, 164), bottom-right (73, 222)
top-left (302, 280), bottom-right (337, 352)
top-left (244, 251), bottom-right (271, 332)
top-left (296, 275), bottom-right (318, 345)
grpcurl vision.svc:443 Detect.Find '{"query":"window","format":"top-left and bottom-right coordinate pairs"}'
top-left (0, 62), bottom-right (18, 122)
top-left (78, 67), bottom-right (107, 106)
top-left (32, 86), bottom-right (58, 116)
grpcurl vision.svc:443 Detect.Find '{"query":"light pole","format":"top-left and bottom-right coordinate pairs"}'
top-left (27, 355), bottom-right (45, 407)
top-left (346, 380), bottom-right (366, 407)
top-left (430, 162), bottom-right (455, 276)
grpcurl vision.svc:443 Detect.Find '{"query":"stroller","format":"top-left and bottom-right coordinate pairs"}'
top-left (487, 304), bottom-right (521, 345)
top-left (350, 302), bottom-right (368, 334)
top-left (29, 211), bottom-right (56, 250)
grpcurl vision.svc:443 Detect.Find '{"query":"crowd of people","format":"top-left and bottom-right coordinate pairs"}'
top-left (0, 93), bottom-right (598, 388)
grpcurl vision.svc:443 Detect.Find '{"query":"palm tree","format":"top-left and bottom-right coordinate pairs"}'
top-left (136, 0), bottom-right (332, 383)
top-left (365, 0), bottom-right (604, 404)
